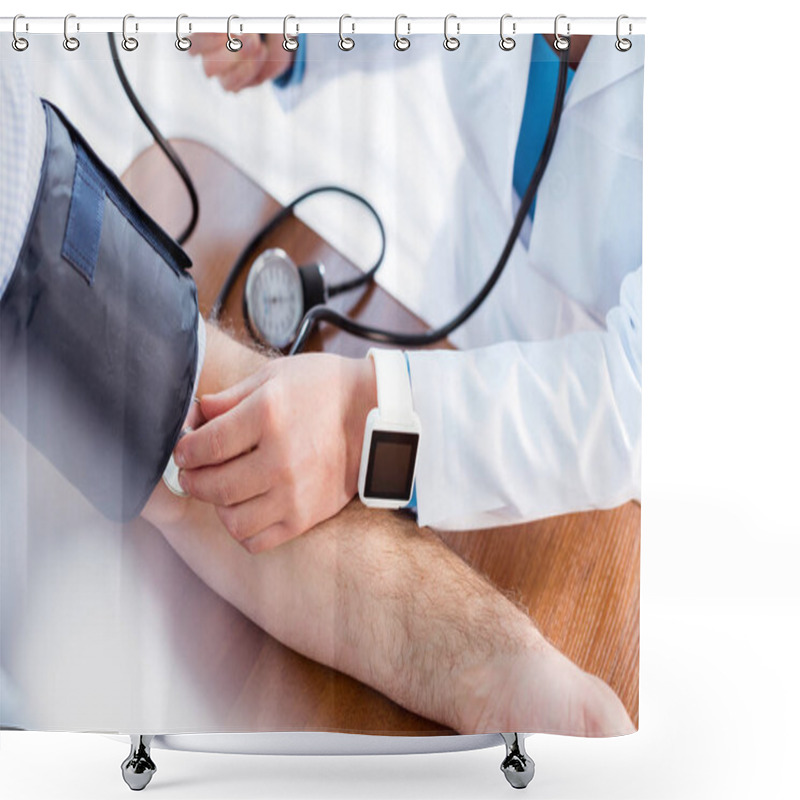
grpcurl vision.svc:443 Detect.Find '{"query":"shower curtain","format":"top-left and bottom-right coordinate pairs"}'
top-left (0, 19), bottom-right (643, 745)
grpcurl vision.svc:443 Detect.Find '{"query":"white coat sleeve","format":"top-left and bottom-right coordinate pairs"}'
top-left (406, 266), bottom-right (642, 531)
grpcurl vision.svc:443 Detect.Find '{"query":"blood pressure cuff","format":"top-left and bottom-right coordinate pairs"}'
top-left (0, 101), bottom-right (198, 522)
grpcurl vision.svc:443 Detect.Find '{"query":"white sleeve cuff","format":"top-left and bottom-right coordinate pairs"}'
top-left (406, 320), bottom-right (641, 532)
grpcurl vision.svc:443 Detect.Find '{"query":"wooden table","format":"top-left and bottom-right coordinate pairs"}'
top-left (121, 141), bottom-right (639, 734)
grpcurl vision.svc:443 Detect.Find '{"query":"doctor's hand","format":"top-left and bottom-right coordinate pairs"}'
top-left (190, 34), bottom-right (295, 93)
top-left (173, 353), bottom-right (377, 554)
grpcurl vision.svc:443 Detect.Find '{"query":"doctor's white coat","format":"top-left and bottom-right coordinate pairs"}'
top-left (292, 34), bottom-right (644, 530)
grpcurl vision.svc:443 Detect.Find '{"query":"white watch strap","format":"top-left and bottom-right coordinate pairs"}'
top-left (367, 348), bottom-right (415, 424)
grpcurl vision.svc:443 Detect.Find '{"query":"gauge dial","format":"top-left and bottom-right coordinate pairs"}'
top-left (244, 249), bottom-right (304, 348)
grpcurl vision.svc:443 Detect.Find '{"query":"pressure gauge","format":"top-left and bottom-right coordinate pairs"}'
top-left (244, 248), bottom-right (326, 349)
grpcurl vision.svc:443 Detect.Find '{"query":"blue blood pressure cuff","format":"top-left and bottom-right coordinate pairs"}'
top-left (0, 101), bottom-right (198, 522)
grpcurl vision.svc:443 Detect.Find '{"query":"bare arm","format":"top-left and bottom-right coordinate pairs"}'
top-left (194, 323), bottom-right (269, 397)
top-left (148, 325), bottom-right (633, 735)
top-left (144, 487), bottom-right (632, 735)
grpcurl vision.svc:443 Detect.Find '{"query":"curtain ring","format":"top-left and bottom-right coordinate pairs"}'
top-left (63, 14), bottom-right (80, 51)
top-left (12, 14), bottom-right (29, 52)
top-left (615, 15), bottom-right (632, 52)
top-left (499, 14), bottom-right (515, 51)
top-left (553, 14), bottom-right (570, 51)
top-left (394, 14), bottom-right (410, 51)
top-left (443, 14), bottom-right (460, 51)
top-left (339, 14), bottom-right (355, 51)
top-left (226, 15), bottom-right (242, 52)
top-left (121, 14), bottom-right (138, 51)
top-left (283, 15), bottom-right (299, 51)
top-left (175, 14), bottom-right (192, 51)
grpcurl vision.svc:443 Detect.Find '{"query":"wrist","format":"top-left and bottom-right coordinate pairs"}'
top-left (197, 323), bottom-right (271, 397)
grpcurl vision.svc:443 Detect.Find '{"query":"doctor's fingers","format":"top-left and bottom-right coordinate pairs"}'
top-left (189, 32), bottom-right (261, 56)
top-left (219, 43), bottom-right (289, 92)
top-left (187, 33), bottom-right (229, 55)
top-left (174, 390), bottom-right (263, 469)
top-left (200, 362), bottom-right (272, 421)
top-left (218, 61), bottom-right (264, 93)
top-left (242, 522), bottom-right (297, 555)
top-left (178, 449), bottom-right (269, 507)
top-left (198, 42), bottom-right (258, 78)
top-left (195, 36), bottom-right (267, 76)
top-left (216, 495), bottom-right (295, 553)
top-left (242, 54), bottom-right (292, 90)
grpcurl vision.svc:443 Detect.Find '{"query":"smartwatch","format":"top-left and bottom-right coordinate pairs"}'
top-left (358, 348), bottom-right (421, 509)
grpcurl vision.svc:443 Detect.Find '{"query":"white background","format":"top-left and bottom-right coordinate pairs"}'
top-left (2, 0), bottom-right (799, 798)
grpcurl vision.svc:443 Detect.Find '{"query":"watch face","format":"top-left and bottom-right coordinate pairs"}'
top-left (244, 249), bottom-right (304, 348)
top-left (363, 431), bottom-right (420, 501)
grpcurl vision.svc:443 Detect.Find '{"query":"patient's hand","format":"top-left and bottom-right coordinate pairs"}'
top-left (190, 34), bottom-right (295, 93)
top-left (173, 353), bottom-right (376, 554)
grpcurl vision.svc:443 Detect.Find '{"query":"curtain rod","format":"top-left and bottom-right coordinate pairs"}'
top-left (1, 16), bottom-right (646, 37)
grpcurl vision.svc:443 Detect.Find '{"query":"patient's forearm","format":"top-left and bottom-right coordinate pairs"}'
top-left (143, 488), bottom-right (633, 735)
top-left (157, 327), bottom-right (517, 727)
top-left (144, 489), bottom-right (535, 731)
top-left (196, 323), bottom-right (272, 396)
